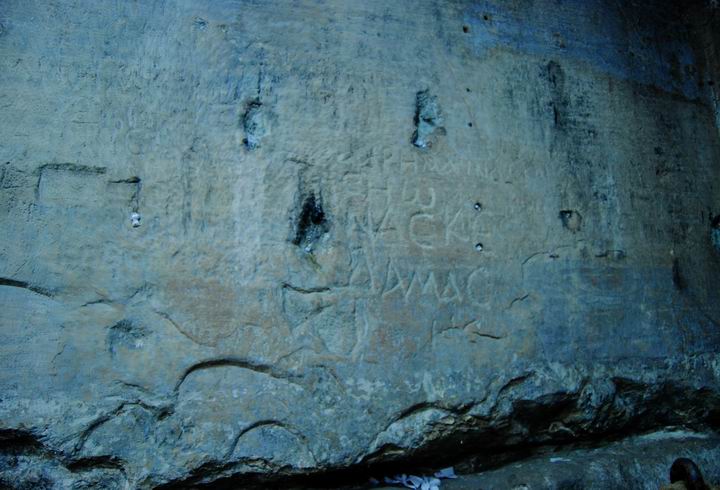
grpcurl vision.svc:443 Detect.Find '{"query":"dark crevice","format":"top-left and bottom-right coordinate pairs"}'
top-left (711, 214), bottom-right (720, 252)
top-left (669, 458), bottom-right (709, 490)
top-left (149, 378), bottom-right (720, 489)
top-left (595, 249), bottom-right (626, 260)
top-left (672, 257), bottom-right (688, 291)
top-left (151, 429), bottom-right (712, 490)
top-left (0, 428), bottom-right (126, 477)
top-left (37, 163), bottom-right (106, 174)
top-left (4, 379), bottom-right (718, 490)
top-left (387, 402), bottom-right (454, 429)
top-left (65, 455), bottom-right (126, 473)
top-left (546, 60), bottom-right (567, 129)
top-left (242, 99), bottom-right (264, 150)
top-left (173, 358), bottom-right (305, 393)
top-left (712, 214), bottom-right (720, 228)
top-left (292, 194), bottom-right (329, 251)
top-left (0, 429), bottom-right (45, 453)
top-left (496, 373), bottom-right (534, 399)
top-left (282, 283), bottom-right (330, 294)
top-left (0, 277), bottom-right (53, 297)
top-left (471, 332), bottom-right (504, 340)
top-left (109, 176), bottom-right (141, 184)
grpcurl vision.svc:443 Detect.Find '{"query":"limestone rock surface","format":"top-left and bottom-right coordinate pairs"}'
top-left (1, 0), bottom-right (720, 488)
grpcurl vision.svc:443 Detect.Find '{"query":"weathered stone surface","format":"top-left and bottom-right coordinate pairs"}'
top-left (1, 0), bottom-right (719, 488)
top-left (439, 431), bottom-right (720, 490)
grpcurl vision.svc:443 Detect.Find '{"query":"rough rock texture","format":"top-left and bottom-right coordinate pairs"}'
top-left (1, 0), bottom-right (720, 488)
top-left (438, 431), bottom-right (720, 490)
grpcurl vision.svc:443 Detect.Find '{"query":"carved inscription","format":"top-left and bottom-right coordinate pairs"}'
top-left (344, 179), bottom-right (483, 250)
top-left (358, 144), bottom-right (517, 181)
top-left (349, 252), bottom-right (490, 307)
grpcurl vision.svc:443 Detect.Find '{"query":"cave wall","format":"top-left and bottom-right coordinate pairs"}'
top-left (1, 0), bottom-right (719, 488)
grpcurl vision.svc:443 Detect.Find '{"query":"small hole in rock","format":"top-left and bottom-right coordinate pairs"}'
top-left (559, 209), bottom-right (582, 232)
top-left (475, 242), bottom-right (484, 251)
top-left (672, 258), bottom-right (687, 291)
top-left (708, 80), bottom-right (715, 86)
top-left (462, 25), bottom-right (469, 33)
top-left (468, 122), bottom-right (473, 127)
top-left (466, 88), bottom-right (471, 93)
top-left (293, 194), bottom-right (329, 250)
top-left (483, 14), bottom-right (489, 21)
top-left (474, 202), bottom-right (482, 211)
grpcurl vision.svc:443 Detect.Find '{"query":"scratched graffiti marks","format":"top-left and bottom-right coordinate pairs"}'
top-left (347, 250), bottom-right (491, 308)
top-left (342, 177), bottom-right (491, 253)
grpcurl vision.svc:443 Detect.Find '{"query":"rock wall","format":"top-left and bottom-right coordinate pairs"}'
top-left (1, 1), bottom-right (719, 488)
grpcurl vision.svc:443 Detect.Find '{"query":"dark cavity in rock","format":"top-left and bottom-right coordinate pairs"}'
top-left (545, 60), bottom-right (568, 129)
top-left (672, 258), bottom-right (687, 291)
top-left (293, 194), bottom-right (329, 252)
top-left (242, 99), bottom-right (264, 150)
top-left (670, 458), bottom-right (707, 489)
top-left (559, 209), bottom-right (582, 232)
top-left (412, 90), bottom-right (444, 149)
top-left (107, 320), bottom-right (147, 355)
top-left (0, 277), bottom-right (53, 297)
top-left (711, 214), bottom-right (720, 252)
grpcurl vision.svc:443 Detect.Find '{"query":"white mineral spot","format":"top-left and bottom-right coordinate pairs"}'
top-left (131, 212), bottom-right (141, 227)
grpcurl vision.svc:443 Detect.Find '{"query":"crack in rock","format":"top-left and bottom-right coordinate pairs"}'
top-left (173, 358), bottom-right (306, 394)
top-left (0, 277), bottom-right (53, 297)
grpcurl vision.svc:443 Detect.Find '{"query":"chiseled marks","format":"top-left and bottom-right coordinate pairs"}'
top-left (346, 180), bottom-right (482, 250)
top-left (342, 144), bottom-right (515, 181)
top-left (36, 163), bottom-right (106, 204)
top-left (349, 254), bottom-right (490, 308)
